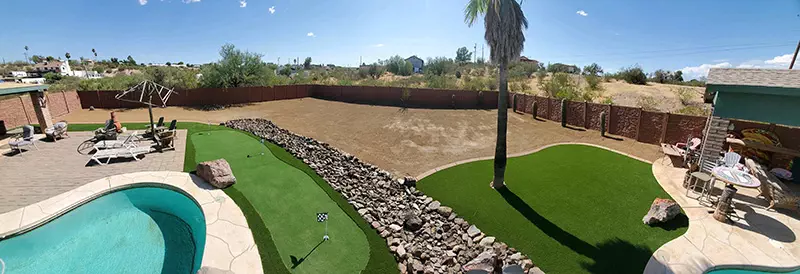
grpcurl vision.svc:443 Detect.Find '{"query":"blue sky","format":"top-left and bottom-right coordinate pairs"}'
top-left (1, 0), bottom-right (799, 79)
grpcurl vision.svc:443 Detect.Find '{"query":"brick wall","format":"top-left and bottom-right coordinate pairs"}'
top-left (0, 90), bottom-right (82, 130)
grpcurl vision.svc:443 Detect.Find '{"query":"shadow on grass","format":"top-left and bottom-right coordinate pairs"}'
top-left (651, 213), bottom-right (690, 231)
top-left (496, 186), bottom-right (669, 274)
top-left (290, 239), bottom-right (326, 269)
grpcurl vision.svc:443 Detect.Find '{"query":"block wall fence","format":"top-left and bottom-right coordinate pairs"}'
top-left (0, 91), bottom-right (82, 130)
top-left (52, 85), bottom-right (798, 152)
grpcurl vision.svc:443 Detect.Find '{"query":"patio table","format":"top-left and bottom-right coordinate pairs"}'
top-left (710, 166), bottom-right (760, 222)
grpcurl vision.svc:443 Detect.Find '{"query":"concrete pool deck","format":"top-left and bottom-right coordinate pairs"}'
top-left (0, 171), bottom-right (263, 274)
top-left (646, 156), bottom-right (800, 273)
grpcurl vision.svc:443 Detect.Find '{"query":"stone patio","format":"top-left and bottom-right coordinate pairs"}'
top-left (646, 156), bottom-right (800, 273)
top-left (0, 130), bottom-right (186, 214)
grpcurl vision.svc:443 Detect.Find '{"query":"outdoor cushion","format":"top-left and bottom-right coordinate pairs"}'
top-left (9, 140), bottom-right (33, 147)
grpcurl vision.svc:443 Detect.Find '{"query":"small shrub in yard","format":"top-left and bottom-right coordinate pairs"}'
top-left (337, 79), bottom-right (353, 86)
top-left (601, 97), bottom-right (614, 104)
top-left (462, 76), bottom-right (485, 91)
top-left (672, 87), bottom-right (694, 106)
top-left (540, 72), bottom-right (582, 100)
top-left (425, 75), bottom-right (458, 89)
top-left (485, 77), bottom-right (498, 91)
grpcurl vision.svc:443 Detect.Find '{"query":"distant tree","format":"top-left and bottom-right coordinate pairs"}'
top-left (31, 55), bottom-right (44, 63)
top-left (672, 70), bottom-right (684, 82)
top-left (24, 46), bottom-right (29, 63)
top-left (303, 57), bottom-right (312, 69)
top-left (166, 62), bottom-right (172, 66)
top-left (476, 57), bottom-right (486, 64)
top-left (200, 43), bottom-right (273, 88)
top-left (177, 61), bottom-right (184, 65)
top-left (65, 52), bottom-right (71, 62)
top-left (126, 55), bottom-right (137, 66)
top-left (385, 55), bottom-right (413, 76)
top-left (110, 58), bottom-right (119, 64)
top-left (92, 48), bottom-right (97, 59)
top-left (278, 65), bottom-right (292, 76)
top-left (652, 69), bottom-right (669, 84)
top-left (46, 56), bottom-right (56, 61)
top-left (43, 72), bottom-right (63, 84)
top-left (582, 63), bottom-right (603, 76)
top-left (367, 63), bottom-right (384, 79)
top-left (326, 64), bottom-right (335, 68)
top-left (619, 65), bottom-right (647, 85)
top-left (455, 46), bottom-right (473, 63)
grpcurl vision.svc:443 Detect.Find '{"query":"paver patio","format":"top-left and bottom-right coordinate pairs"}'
top-left (0, 131), bottom-right (186, 214)
top-left (646, 156), bottom-right (800, 273)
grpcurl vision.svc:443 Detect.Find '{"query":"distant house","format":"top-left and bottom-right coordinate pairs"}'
top-left (33, 60), bottom-right (71, 76)
top-left (406, 56), bottom-right (424, 73)
top-left (519, 56), bottom-right (538, 64)
top-left (17, 78), bottom-right (46, 84)
top-left (7, 71), bottom-right (27, 78)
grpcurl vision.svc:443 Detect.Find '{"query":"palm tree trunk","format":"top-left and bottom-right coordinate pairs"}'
top-left (492, 61), bottom-right (509, 188)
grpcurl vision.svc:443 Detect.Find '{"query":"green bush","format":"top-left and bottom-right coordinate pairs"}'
top-left (455, 71), bottom-right (462, 79)
top-left (425, 57), bottom-right (455, 76)
top-left (200, 44), bottom-right (273, 88)
top-left (48, 76), bottom-right (82, 91)
top-left (618, 66), bottom-right (647, 85)
top-left (672, 87), bottom-right (694, 106)
top-left (77, 74), bottom-right (151, 91)
top-left (278, 66), bottom-right (292, 77)
top-left (145, 66), bottom-right (198, 89)
top-left (584, 75), bottom-right (602, 91)
top-left (637, 96), bottom-right (660, 111)
top-left (43, 72), bottom-right (63, 84)
top-left (676, 105), bottom-right (710, 116)
top-left (462, 76), bottom-right (485, 91)
top-left (385, 56), bottom-right (413, 76)
top-left (425, 75), bottom-right (458, 89)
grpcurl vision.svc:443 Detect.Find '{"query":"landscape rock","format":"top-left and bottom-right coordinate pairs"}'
top-left (403, 213), bottom-right (423, 232)
top-left (467, 225), bottom-right (481, 237)
top-left (426, 201), bottom-right (441, 211)
top-left (437, 206), bottom-right (453, 216)
top-left (643, 198), bottom-right (681, 225)
top-left (196, 159), bottom-right (236, 188)
top-left (461, 249), bottom-right (497, 273)
top-left (479, 236), bottom-right (496, 246)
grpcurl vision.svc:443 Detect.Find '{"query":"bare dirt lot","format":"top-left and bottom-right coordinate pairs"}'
top-left (62, 98), bottom-right (663, 176)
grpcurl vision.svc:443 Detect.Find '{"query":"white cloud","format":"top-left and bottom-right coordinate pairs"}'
top-left (372, 43), bottom-right (384, 47)
top-left (765, 54), bottom-right (794, 65)
top-left (576, 10), bottom-right (588, 16)
top-left (139, 0), bottom-right (148, 5)
top-left (239, 0), bottom-right (246, 7)
top-left (680, 62), bottom-right (731, 79)
top-left (269, 6), bottom-right (275, 14)
top-left (182, 0), bottom-right (200, 3)
top-left (307, 32), bottom-right (315, 37)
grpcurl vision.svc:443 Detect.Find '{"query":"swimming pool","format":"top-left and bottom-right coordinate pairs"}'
top-left (0, 185), bottom-right (206, 274)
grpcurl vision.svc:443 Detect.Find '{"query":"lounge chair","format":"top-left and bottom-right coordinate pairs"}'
top-left (90, 146), bottom-right (152, 165)
top-left (94, 131), bottom-right (141, 150)
top-left (9, 125), bottom-right (38, 154)
top-left (45, 122), bottom-right (69, 142)
top-left (146, 117), bottom-right (165, 135)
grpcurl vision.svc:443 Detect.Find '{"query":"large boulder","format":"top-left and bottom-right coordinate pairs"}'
top-left (403, 212), bottom-right (423, 232)
top-left (197, 159), bottom-right (236, 189)
top-left (462, 249), bottom-right (497, 273)
top-left (643, 198), bottom-right (681, 225)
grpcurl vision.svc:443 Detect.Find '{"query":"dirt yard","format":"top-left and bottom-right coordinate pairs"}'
top-left (62, 98), bottom-right (663, 176)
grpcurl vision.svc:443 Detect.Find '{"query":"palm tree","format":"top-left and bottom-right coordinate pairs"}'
top-left (24, 46), bottom-right (29, 63)
top-left (92, 48), bottom-right (97, 61)
top-left (464, 0), bottom-right (528, 189)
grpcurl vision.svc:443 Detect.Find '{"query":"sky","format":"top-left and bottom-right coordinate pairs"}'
top-left (1, 0), bottom-right (799, 79)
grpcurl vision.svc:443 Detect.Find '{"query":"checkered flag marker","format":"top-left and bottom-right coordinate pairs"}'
top-left (317, 212), bottom-right (328, 223)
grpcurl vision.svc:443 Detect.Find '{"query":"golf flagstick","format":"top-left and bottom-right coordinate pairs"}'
top-left (317, 212), bottom-right (329, 241)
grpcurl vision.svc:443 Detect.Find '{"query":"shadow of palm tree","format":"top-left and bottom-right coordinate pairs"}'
top-left (496, 186), bottom-right (685, 274)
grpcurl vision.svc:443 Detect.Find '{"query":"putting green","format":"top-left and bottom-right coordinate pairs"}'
top-left (418, 144), bottom-right (687, 274)
top-left (191, 130), bottom-right (369, 273)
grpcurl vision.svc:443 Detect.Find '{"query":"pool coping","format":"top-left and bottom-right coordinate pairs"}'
top-left (415, 142), bottom-right (652, 180)
top-left (0, 171), bottom-right (263, 274)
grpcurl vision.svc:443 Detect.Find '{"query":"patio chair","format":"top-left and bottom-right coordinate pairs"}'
top-left (145, 117), bottom-right (165, 134)
top-left (155, 120), bottom-right (177, 150)
top-left (90, 146), bottom-right (152, 165)
top-left (45, 121), bottom-right (69, 142)
top-left (93, 119), bottom-right (118, 140)
top-left (94, 131), bottom-right (141, 150)
top-left (746, 158), bottom-right (799, 212)
top-left (720, 151), bottom-right (742, 168)
top-left (8, 125), bottom-right (38, 154)
top-left (661, 137), bottom-right (701, 166)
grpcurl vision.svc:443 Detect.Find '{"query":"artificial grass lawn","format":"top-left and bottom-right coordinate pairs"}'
top-left (190, 130), bottom-right (369, 274)
top-left (417, 144), bottom-right (688, 274)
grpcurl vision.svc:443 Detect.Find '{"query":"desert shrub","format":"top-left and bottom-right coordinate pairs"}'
top-left (601, 97), bottom-right (614, 104)
top-left (385, 56), bottom-right (413, 76)
top-left (455, 71), bottom-right (462, 79)
top-left (582, 63), bottom-right (603, 76)
top-left (267, 75), bottom-right (291, 86)
top-left (509, 81), bottom-right (531, 93)
top-left (425, 57), bottom-right (455, 76)
top-left (676, 105), bottom-right (710, 116)
top-left (389, 75), bottom-right (425, 87)
top-left (278, 66), bottom-right (292, 76)
top-left (584, 75), bottom-right (602, 91)
top-left (462, 76), bottom-right (486, 91)
top-left (485, 77), bottom-right (498, 91)
top-left (672, 87), bottom-right (694, 106)
top-left (637, 96), bottom-right (660, 111)
top-left (618, 65), bottom-right (647, 85)
top-left (540, 72), bottom-right (582, 100)
top-left (337, 79), bottom-right (354, 86)
top-left (508, 62), bottom-right (538, 80)
top-left (48, 76), bottom-right (82, 91)
top-left (368, 64), bottom-right (384, 79)
top-left (546, 63), bottom-right (580, 74)
top-left (357, 67), bottom-right (369, 79)
top-left (145, 66), bottom-right (198, 89)
top-left (43, 72), bottom-right (63, 84)
top-left (78, 74), bottom-right (150, 91)
top-left (425, 75), bottom-right (458, 89)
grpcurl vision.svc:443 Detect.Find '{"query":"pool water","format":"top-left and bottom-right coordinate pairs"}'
top-left (0, 186), bottom-right (206, 274)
